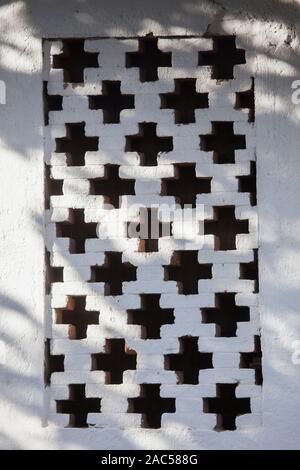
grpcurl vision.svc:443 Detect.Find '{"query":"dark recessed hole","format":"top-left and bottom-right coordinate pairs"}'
top-left (90, 252), bottom-right (137, 296)
top-left (237, 160), bottom-right (257, 206)
top-left (240, 248), bottom-right (259, 293)
top-left (89, 164), bottom-right (135, 209)
top-left (125, 122), bottom-right (173, 166)
top-left (164, 251), bottom-right (212, 295)
top-left (44, 338), bottom-right (64, 386)
top-left (52, 39), bottom-right (99, 84)
top-left (44, 164), bottom-right (63, 210)
top-left (203, 383), bottom-right (251, 431)
top-left (161, 164), bottom-right (211, 208)
top-left (198, 36), bottom-right (246, 80)
top-left (164, 250), bottom-right (212, 295)
top-left (164, 336), bottom-right (213, 384)
top-left (88, 81), bottom-right (134, 123)
top-left (43, 81), bottom-right (63, 126)
top-left (55, 209), bottom-right (98, 254)
top-left (91, 338), bottom-right (137, 384)
top-left (55, 296), bottom-right (99, 340)
top-left (160, 79), bottom-right (208, 124)
top-left (127, 384), bottom-right (175, 428)
top-left (45, 250), bottom-right (63, 295)
top-left (235, 78), bottom-right (255, 122)
top-left (126, 36), bottom-right (171, 82)
top-left (55, 122), bottom-right (98, 167)
top-left (127, 207), bottom-right (172, 253)
top-left (204, 206), bottom-right (249, 250)
top-left (200, 122), bottom-right (246, 164)
top-left (201, 293), bottom-right (250, 337)
top-left (127, 294), bottom-right (174, 339)
top-left (240, 335), bottom-right (263, 385)
top-left (56, 384), bottom-right (101, 427)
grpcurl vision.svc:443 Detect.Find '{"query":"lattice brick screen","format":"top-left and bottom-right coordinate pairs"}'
top-left (43, 35), bottom-right (261, 431)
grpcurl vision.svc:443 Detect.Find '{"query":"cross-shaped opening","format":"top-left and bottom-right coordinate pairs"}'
top-left (89, 164), bottom-right (135, 209)
top-left (127, 294), bottom-right (175, 339)
top-left (240, 248), bottom-right (259, 293)
top-left (125, 122), bottom-right (173, 166)
top-left (43, 81), bottom-right (63, 126)
top-left (90, 252), bottom-right (137, 296)
top-left (161, 164), bottom-right (211, 208)
top-left (88, 81), bottom-right (135, 123)
top-left (240, 335), bottom-right (263, 385)
top-left (160, 79), bottom-right (208, 124)
top-left (55, 122), bottom-right (99, 167)
top-left (56, 384), bottom-right (101, 428)
top-left (55, 296), bottom-right (99, 340)
top-left (203, 383), bottom-right (251, 431)
top-left (164, 250), bottom-right (212, 295)
top-left (198, 36), bottom-right (246, 80)
top-left (204, 206), bottom-right (249, 250)
top-left (126, 36), bottom-right (172, 82)
top-left (165, 336), bottom-right (213, 384)
top-left (56, 208), bottom-right (98, 254)
top-left (52, 39), bottom-right (99, 83)
top-left (44, 338), bottom-right (64, 386)
top-left (128, 384), bottom-right (176, 428)
top-left (201, 293), bottom-right (250, 337)
top-left (45, 164), bottom-right (63, 210)
top-left (91, 338), bottom-right (137, 384)
top-left (237, 160), bottom-right (257, 206)
top-left (200, 122), bottom-right (246, 164)
top-left (45, 250), bottom-right (63, 295)
top-left (137, 208), bottom-right (172, 253)
top-left (127, 207), bottom-right (172, 253)
top-left (235, 78), bottom-right (255, 122)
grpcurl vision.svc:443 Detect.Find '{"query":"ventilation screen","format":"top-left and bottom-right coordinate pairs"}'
top-left (43, 35), bottom-right (261, 431)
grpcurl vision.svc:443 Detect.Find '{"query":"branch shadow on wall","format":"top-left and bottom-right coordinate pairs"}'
top-left (0, 0), bottom-right (300, 450)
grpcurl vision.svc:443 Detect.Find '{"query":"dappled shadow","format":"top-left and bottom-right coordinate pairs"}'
top-left (0, 0), bottom-right (300, 450)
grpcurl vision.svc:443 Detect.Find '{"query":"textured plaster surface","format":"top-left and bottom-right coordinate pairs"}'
top-left (0, 0), bottom-right (299, 449)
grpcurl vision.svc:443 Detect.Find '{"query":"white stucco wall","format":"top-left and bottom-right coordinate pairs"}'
top-left (0, 0), bottom-right (299, 449)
